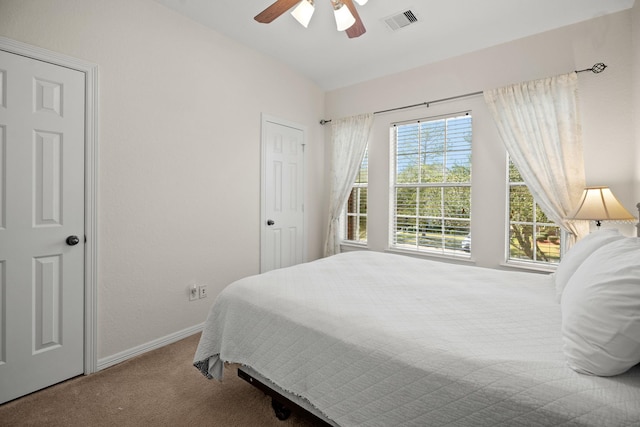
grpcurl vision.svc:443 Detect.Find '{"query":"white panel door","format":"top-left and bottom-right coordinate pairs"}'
top-left (261, 118), bottom-right (305, 273)
top-left (0, 50), bottom-right (85, 404)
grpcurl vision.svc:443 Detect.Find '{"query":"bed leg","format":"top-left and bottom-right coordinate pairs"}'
top-left (271, 398), bottom-right (292, 421)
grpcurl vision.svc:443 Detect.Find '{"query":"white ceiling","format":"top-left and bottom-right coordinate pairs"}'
top-left (154, 0), bottom-right (635, 91)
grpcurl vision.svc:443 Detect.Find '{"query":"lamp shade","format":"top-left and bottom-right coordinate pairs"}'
top-left (569, 186), bottom-right (636, 224)
top-left (333, 2), bottom-right (356, 31)
top-left (291, 0), bottom-right (314, 28)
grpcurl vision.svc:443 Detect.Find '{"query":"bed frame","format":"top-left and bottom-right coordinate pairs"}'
top-left (238, 366), bottom-right (335, 426)
top-left (240, 203), bottom-right (640, 424)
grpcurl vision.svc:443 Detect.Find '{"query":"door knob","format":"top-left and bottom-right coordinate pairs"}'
top-left (66, 235), bottom-right (80, 246)
top-left (267, 219), bottom-right (275, 226)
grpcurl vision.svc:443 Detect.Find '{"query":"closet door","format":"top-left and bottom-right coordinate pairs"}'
top-left (261, 117), bottom-right (306, 273)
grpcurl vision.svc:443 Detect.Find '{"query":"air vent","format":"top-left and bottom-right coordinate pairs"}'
top-left (383, 10), bottom-right (419, 31)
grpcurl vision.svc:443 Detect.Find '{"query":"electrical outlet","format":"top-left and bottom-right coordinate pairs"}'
top-left (189, 285), bottom-right (198, 301)
top-left (198, 285), bottom-right (207, 299)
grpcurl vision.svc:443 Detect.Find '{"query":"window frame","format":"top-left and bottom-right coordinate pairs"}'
top-left (389, 112), bottom-right (472, 258)
top-left (343, 148), bottom-right (368, 245)
top-left (506, 157), bottom-right (563, 267)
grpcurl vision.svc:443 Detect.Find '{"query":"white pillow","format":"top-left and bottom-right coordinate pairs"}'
top-left (561, 237), bottom-right (640, 376)
top-left (554, 228), bottom-right (623, 302)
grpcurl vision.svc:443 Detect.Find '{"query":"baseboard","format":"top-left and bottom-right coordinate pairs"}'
top-left (97, 323), bottom-right (204, 371)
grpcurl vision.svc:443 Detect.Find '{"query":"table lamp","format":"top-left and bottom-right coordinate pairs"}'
top-left (569, 186), bottom-right (636, 227)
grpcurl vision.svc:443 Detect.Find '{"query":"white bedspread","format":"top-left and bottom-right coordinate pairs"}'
top-left (194, 251), bottom-right (640, 426)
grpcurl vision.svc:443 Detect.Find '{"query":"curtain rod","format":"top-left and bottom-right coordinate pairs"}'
top-left (319, 62), bottom-right (607, 125)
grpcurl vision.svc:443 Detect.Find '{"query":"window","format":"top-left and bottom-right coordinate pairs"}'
top-left (508, 159), bottom-right (562, 264)
top-left (344, 149), bottom-right (368, 243)
top-left (391, 113), bottom-right (472, 256)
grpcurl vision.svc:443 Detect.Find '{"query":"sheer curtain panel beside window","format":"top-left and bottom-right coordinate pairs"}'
top-left (324, 113), bottom-right (374, 256)
top-left (484, 72), bottom-right (589, 248)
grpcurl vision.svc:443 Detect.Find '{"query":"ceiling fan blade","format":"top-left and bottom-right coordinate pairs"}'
top-left (254, 0), bottom-right (302, 23)
top-left (343, 0), bottom-right (366, 38)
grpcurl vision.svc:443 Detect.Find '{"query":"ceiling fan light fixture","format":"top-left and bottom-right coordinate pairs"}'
top-left (255, 0), bottom-right (366, 38)
top-left (354, 0), bottom-right (368, 5)
top-left (332, 1), bottom-right (356, 31)
top-left (291, 0), bottom-right (315, 28)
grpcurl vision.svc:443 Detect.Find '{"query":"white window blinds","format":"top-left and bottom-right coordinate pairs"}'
top-left (345, 149), bottom-right (368, 243)
top-left (391, 112), bottom-right (472, 256)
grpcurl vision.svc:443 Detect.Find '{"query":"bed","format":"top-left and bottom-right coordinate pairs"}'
top-left (194, 221), bottom-right (640, 426)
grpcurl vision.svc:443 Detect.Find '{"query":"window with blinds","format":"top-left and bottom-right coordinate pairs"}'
top-left (508, 159), bottom-right (562, 264)
top-left (344, 149), bottom-right (368, 243)
top-left (391, 113), bottom-right (472, 256)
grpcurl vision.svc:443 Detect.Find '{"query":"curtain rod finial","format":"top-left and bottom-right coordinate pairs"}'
top-left (576, 62), bottom-right (607, 74)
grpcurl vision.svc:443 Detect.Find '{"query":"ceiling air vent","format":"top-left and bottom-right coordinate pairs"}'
top-left (383, 10), bottom-right (418, 31)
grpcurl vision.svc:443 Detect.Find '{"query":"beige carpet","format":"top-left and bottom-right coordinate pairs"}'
top-left (0, 333), bottom-right (323, 426)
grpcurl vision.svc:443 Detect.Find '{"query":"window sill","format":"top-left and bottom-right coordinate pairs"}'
top-left (385, 247), bottom-right (475, 265)
top-left (341, 244), bottom-right (556, 274)
top-left (340, 242), bottom-right (368, 252)
top-left (340, 244), bottom-right (475, 265)
top-left (500, 260), bottom-right (557, 274)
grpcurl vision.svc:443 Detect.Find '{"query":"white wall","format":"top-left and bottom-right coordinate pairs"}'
top-left (0, 0), bottom-right (326, 360)
top-left (326, 9), bottom-right (637, 267)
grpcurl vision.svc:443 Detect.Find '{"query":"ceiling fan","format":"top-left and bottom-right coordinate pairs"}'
top-left (254, 0), bottom-right (367, 38)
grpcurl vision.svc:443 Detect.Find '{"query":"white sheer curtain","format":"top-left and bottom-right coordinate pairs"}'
top-left (484, 72), bottom-right (589, 247)
top-left (324, 113), bottom-right (374, 256)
